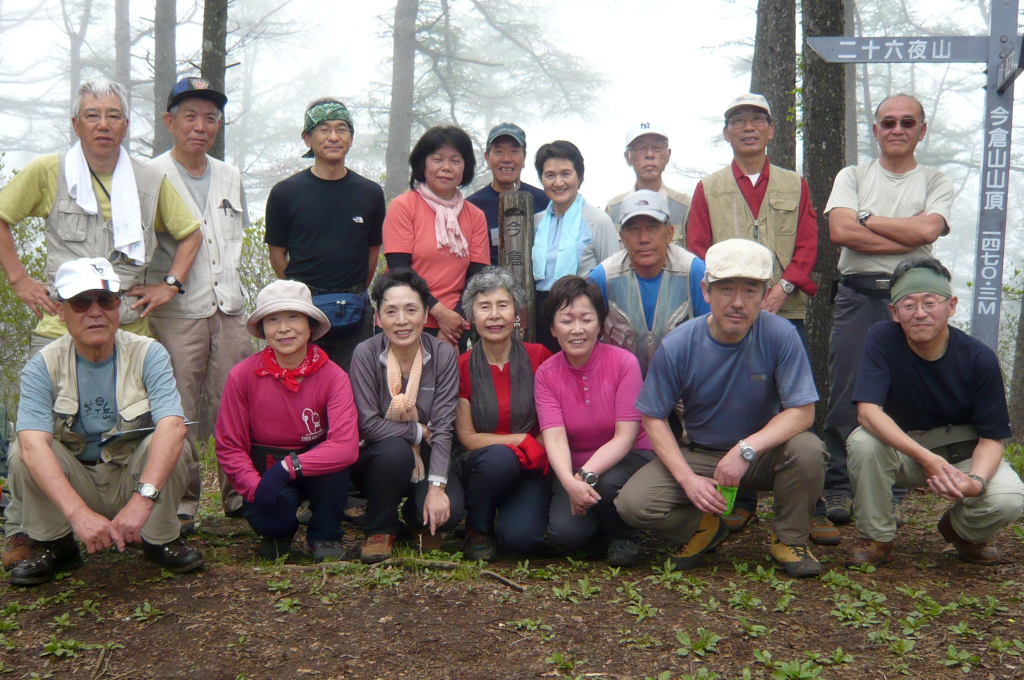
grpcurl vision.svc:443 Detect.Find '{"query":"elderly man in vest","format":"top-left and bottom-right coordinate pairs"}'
top-left (588, 190), bottom-right (708, 378)
top-left (0, 78), bottom-right (202, 358)
top-left (147, 77), bottom-right (251, 528)
top-left (2, 258), bottom-right (202, 586)
top-left (606, 122), bottom-right (689, 245)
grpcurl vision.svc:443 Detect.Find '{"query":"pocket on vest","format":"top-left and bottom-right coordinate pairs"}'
top-left (55, 211), bottom-right (90, 242)
top-left (767, 195), bottom-right (799, 235)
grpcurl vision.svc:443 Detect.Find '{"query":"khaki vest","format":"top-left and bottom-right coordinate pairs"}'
top-left (47, 154), bottom-right (162, 327)
top-left (703, 165), bottom-right (807, 320)
top-left (607, 185), bottom-right (691, 247)
top-left (146, 152), bottom-right (245, 317)
top-left (40, 330), bottom-right (156, 463)
top-left (602, 244), bottom-right (695, 377)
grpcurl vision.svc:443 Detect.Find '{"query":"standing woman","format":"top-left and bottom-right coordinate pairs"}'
top-left (383, 126), bottom-right (490, 351)
top-left (532, 141), bottom-right (619, 352)
top-left (534, 276), bottom-right (653, 566)
top-left (455, 267), bottom-right (553, 562)
top-left (349, 268), bottom-right (463, 564)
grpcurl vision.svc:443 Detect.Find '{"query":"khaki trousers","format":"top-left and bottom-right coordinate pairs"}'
top-left (616, 431), bottom-right (827, 545)
top-left (150, 311), bottom-right (250, 515)
top-left (5, 435), bottom-right (189, 544)
top-left (847, 426), bottom-right (1024, 543)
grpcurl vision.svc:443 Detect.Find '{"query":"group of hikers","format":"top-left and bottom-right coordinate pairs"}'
top-left (0, 77), bottom-right (1021, 589)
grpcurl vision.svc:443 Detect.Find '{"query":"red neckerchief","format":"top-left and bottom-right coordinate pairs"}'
top-left (254, 345), bottom-right (328, 392)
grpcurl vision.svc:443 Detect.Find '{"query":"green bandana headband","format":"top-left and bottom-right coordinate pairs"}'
top-left (301, 102), bottom-right (353, 158)
top-left (890, 267), bottom-right (952, 303)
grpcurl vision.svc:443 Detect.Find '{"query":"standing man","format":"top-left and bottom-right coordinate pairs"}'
top-left (466, 123), bottom-right (549, 265)
top-left (0, 79), bottom-right (202, 356)
top-left (606, 122), bottom-right (689, 244)
top-left (822, 93), bottom-right (953, 525)
top-left (265, 98), bottom-right (386, 372)
top-left (147, 77), bottom-right (252, 525)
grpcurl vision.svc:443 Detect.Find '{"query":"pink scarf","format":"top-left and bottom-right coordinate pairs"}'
top-left (385, 345), bottom-right (426, 482)
top-left (254, 345), bottom-right (328, 392)
top-left (416, 182), bottom-right (468, 257)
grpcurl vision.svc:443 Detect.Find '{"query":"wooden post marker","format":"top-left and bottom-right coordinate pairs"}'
top-left (498, 191), bottom-right (536, 342)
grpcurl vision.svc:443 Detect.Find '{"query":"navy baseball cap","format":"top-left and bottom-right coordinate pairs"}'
top-left (167, 77), bottom-right (227, 112)
top-left (486, 122), bottom-right (527, 149)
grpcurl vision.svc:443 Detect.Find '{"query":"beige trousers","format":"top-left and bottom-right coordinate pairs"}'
top-left (847, 426), bottom-right (1024, 543)
top-left (150, 312), bottom-right (250, 515)
top-left (615, 431), bottom-right (827, 545)
top-left (5, 435), bottom-right (189, 544)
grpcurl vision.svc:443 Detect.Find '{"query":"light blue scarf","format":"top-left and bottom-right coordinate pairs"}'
top-left (532, 194), bottom-right (586, 284)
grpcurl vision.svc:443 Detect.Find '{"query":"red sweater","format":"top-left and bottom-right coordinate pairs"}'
top-left (215, 352), bottom-right (360, 502)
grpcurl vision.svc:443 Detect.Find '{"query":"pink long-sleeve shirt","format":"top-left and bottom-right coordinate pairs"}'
top-left (215, 352), bottom-right (360, 502)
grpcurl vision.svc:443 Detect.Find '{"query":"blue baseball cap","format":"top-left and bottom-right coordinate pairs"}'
top-left (167, 77), bottom-right (227, 112)
top-left (486, 122), bottom-right (527, 149)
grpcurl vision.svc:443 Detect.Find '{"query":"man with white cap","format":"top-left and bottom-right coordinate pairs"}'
top-left (467, 122), bottom-right (550, 265)
top-left (615, 239), bottom-right (827, 577)
top-left (588, 189), bottom-right (709, 378)
top-left (2, 257), bottom-right (201, 586)
top-left (606, 122), bottom-right (689, 243)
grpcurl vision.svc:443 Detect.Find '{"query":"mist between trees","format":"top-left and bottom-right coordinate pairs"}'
top-left (0, 0), bottom-right (1021, 439)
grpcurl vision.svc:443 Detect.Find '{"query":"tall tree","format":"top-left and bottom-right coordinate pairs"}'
top-left (801, 0), bottom-right (845, 428)
top-left (60, 0), bottom-right (94, 128)
top-left (153, 0), bottom-right (176, 156)
top-left (750, 0), bottom-right (797, 171)
top-left (383, 0), bottom-right (419, 202)
top-left (201, 0), bottom-right (228, 161)
top-left (114, 0), bottom-right (130, 150)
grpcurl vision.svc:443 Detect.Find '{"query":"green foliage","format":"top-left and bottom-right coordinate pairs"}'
top-left (40, 635), bottom-right (88, 658)
top-left (275, 597), bottom-right (301, 613)
top-left (47, 613), bottom-right (73, 631)
top-left (132, 601), bottom-right (164, 622)
top-left (770, 659), bottom-right (822, 680)
top-left (544, 651), bottom-right (581, 675)
top-left (943, 645), bottom-right (981, 673)
top-left (736, 616), bottom-right (771, 639)
top-left (675, 627), bottom-right (721, 657)
top-left (618, 629), bottom-right (662, 650)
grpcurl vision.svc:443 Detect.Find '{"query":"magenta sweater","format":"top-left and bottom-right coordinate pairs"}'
top-left (215, 353), bottom-right (360, 502)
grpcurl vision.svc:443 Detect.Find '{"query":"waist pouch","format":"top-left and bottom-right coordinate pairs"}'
top-left (838, 274), bottom-right (892, 300)
top-left (908, 424), bottom-right (979, 465)
top-left (250, 441), bottom-right (318, 475)
top-left (312, 292), bottom-right (367, 332)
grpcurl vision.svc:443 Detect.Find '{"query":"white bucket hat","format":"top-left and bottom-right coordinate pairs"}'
top-left (705, 239), bottom-right (774, 283)
top-left (246, 280), bottom-right (330, 341)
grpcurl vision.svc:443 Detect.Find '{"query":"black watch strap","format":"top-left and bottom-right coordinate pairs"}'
top-left (289, 451), bottom-right (303, 478)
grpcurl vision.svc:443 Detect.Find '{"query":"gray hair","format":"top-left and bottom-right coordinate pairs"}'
top-left (874, 93), bottom-right (926, 123)
top-left (73, 79), bottom-right (129, 118)
top-left (461, 266), bottom-right (527, 317)
top-left (168, 102), bottom-right (223, 121)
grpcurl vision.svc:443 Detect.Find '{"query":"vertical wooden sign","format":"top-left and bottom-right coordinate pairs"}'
top-left (498, 191), bottom-right (536, 342)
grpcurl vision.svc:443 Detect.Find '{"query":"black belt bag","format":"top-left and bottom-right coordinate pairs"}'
top-left (311, 288), bottom-right (367, 332)
top-left (250, 442), bottom-right (318, 475)
top-left (908, 425), bottom-right (979, 465)
top-left (838, 274), bottom-right (893, 300)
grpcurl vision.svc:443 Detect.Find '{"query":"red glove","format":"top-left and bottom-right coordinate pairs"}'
top-left (507, 434), bottom-right (549, 475)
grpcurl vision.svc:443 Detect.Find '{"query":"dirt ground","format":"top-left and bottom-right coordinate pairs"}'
top-left (1, 483), bottom-right (1023, 680)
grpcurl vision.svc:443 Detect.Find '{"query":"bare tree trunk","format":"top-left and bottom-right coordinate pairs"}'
top-left (1010, 306), bottom-right (1024, 445)
top-left (62, 0), bottom-right (94, 133)
top-left (843, 0), bottom-right (857, 166)
top-left (750, 0), bottom-right (796, 170)
top-left (114, 0), bottom-right (130, 150)
top-left (201, 0), bottom-right (228, 161)
top-left (384, 0), bottom-right (419, 202)
top-left (801, 0), bottom-right (845, 430)
top-left (152, 0), bottom-right (176, 157)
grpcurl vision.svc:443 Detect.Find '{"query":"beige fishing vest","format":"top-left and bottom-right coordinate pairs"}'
top-left (703, 165), bottom-right (807, 320)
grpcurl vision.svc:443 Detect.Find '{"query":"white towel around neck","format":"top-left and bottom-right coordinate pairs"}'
top-left (64, 141), bottom-right (146, 263)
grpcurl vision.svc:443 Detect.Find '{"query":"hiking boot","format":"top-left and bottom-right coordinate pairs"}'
top-left (142, 537), bottom-right (204, 574)
top-left (414, 528), bottom-right (443, 552)
top-left (937, 509), bottom-right (999, 565)
top-left (892, 501), bottom-right (905, 528)
top-left (297, 501), bottom-right (312, 526)
top-left (770, 532), bottom-right (821, 578)
top-left (177, 514), bottom-right (196, 537)
top-left (343, 503), bottom-right (367, 527)
top-left (825, 495), bottom-right (853, 525)
top-left (721, 507), bottom-right (757, 533)
top-left (224, 507), bottom-right (244, 520)
top-left (256, 537), bottom-right (293, 561)
top-left (2, 533), bottom-right (34, 571)
top-left (667, 514), bottom-right (729, 571)
top-left (809, 514), bottom-right (841, 546)
top-left (606, 539), bottom-right (641, 567)
top-left (312, 540), bottom-right (345, 563)
top-left (9, 534), bottom-right (81, 587)
top-left (463, 526), bottom-right (498, 563)
top-left (844, 537), bottom-right (894, 568)
top-left (360, 534), bottom-right (395, 564)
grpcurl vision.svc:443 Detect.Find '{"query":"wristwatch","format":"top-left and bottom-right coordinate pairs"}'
top-left (429, 480), bottom-right (447, 492)
top-left (134, 482), bottom-right (160, 502)
top-left (163, 275), bottom-right (185, 294)
top-left (779, 279), bottom-right (795, 295)
top-left (966, 473), bottom-right (987, 494)
top-left (737, 440), bottom-right (757, 462)
top-left (857, 210), bottom-right (872, 226)
top-left (576, 469), bottom-right (599, 487)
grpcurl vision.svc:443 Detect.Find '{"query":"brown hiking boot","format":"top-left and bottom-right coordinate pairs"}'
top-left (667, 513), bottom-right (729, 571)
top-left (2, 533), bottom-right (34, 571)
top-left (360, 534), bottom-right (395, 564)
top-left (721, 507), bottom-right (757, 533)
top-left (937, 509), bottom-right (999, 565)
top-left (462, 525), bottom-right (498, 563)
top-left (770, 532), bottom-right (822, 578)
top-left (414, 528), bottom-right (443, 552)
top-left (809, 514), bottom-right (841, 546)
top-left (845, 537), bottom-right (894, 567)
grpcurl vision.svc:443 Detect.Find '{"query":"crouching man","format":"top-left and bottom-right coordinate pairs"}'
top-left (616, 239), bottom-right (827, 577)
top-left (2, 258), bottom-right (202, 586)
top-left (845, 256), bottom-right (1024, 567)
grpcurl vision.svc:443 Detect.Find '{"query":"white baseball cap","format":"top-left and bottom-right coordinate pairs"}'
top-left (619, 190), bottom-right (670, 227)
top-left (723, 93), bottom-right (772, 121)
top-left (624, 121), bottom-right (670, 148)
top-left (705, 239), bottom-right (774, 282)
top-left (54, 257), bottom-right (121, 299)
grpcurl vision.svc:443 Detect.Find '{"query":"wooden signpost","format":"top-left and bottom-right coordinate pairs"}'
top-left (808, 0), bottom-right (1022, 351)
top-left (498, 191), bottom-right (536, 342)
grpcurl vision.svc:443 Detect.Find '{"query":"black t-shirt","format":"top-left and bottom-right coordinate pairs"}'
top-left (852, 321), bottom-right (1011, 439)
top-left (466, 182), bottom-right (550, 265)
top-left (265, 168), bottom-right (385, 290)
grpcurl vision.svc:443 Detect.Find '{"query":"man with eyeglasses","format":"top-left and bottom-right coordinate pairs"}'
top-left (0, 79), bottom-right (202, 359)
top-left (2, 258), bottom-right (203, 585)
top-left (821, 94), bottom-right (954, 527)
top-left (147, 77), bottom-right (252, 529)
top-left (606, 122), bottom-right (689, 245)
top-left (844, 256), bottom-right (1023, 568)
top-left (265, 98), bottom-right (385, 372)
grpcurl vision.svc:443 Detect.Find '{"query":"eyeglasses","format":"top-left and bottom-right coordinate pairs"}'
top-left (895, 298), bottom-right (946, 315)
top-left (312, 123), bottom-right (351, 136)
top-left (878, 118), bottom-right (919, 130)
top-left (65, 292), bottom-right (121, 313)
top-left (628, 141), bottom-right (668, 154)
top-left (727, 113), bottom-right (771, 128)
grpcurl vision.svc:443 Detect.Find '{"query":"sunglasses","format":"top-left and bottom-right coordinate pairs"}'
top-left (65, 292), bottom-right (121, 313)
top-left (878, 118), bottom-right (919, 130)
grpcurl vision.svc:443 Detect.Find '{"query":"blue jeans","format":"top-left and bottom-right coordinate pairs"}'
top-left (242, 469), bottom-right (350, 547)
